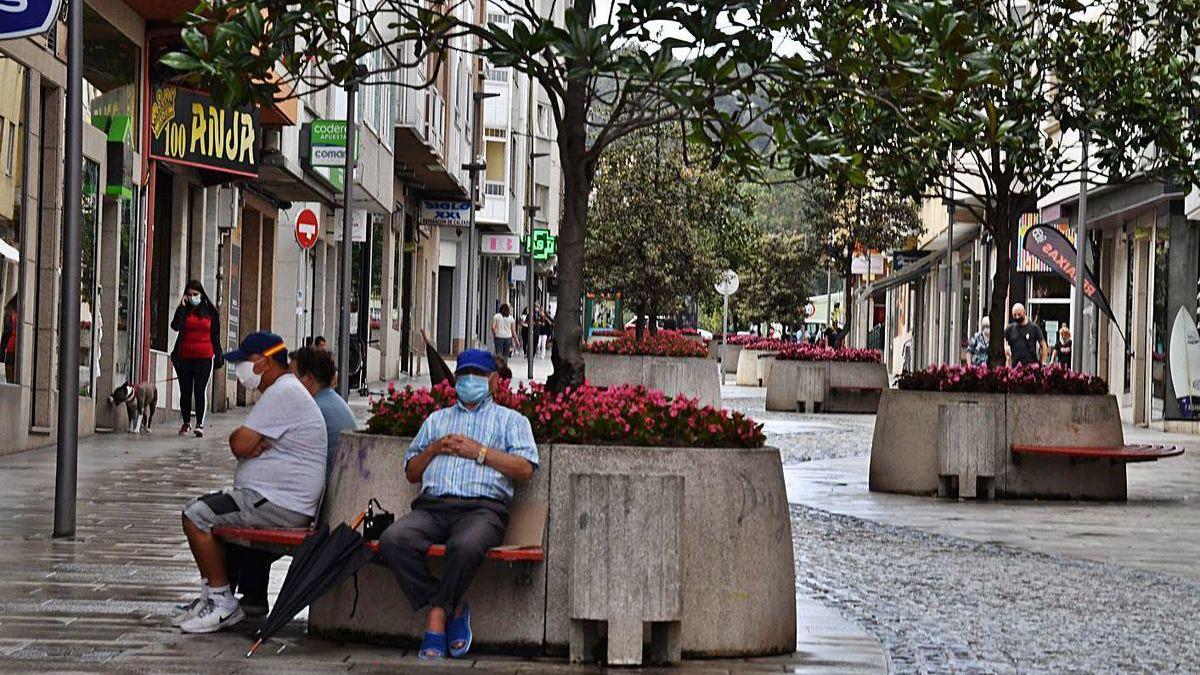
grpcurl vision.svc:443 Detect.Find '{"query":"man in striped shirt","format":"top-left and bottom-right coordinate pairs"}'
top-left (378, 349), bottom-right (538, 660)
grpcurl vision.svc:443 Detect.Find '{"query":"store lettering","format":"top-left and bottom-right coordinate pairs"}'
top-left (157, 103), bottom-right (257, 165)
top-left (1042, 243), bottom-right (1096, 296)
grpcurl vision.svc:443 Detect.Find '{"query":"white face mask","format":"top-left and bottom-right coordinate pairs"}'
top-left (187, 295), bottom-right (201, 306)
top-left (235, 360), bottom-right (262, 390)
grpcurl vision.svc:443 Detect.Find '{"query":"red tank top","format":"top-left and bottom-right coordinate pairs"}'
top-left (178, 312), bottom-right (214, 359)
top-left (4, 308), bottom-right (15, 354)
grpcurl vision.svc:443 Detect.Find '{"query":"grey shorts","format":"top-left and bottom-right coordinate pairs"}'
top-left (182, 487), bottom-right (311, 533)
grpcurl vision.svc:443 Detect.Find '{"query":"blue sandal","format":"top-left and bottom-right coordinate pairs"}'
top-left (447, 603), bottom-right (472, 658)
top-left (418, 631), bottom-right (447, 660)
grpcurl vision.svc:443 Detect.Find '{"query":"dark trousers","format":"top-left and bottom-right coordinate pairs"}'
top-left (378, 494), bottom-right (508, 612)
top-left (175, 357), bottom-right (212, 425)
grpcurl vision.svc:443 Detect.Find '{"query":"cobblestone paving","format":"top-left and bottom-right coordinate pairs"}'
top-left (723, 387), bottom-right (874, 463)
top-left (790, 504), bottom-right (1200, 675)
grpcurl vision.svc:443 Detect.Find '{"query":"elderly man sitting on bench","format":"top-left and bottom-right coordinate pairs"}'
top-left (378, 349), bottom-right (537, 660)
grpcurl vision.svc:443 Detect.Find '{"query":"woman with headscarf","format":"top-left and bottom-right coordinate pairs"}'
top-left (171, 280), bottom-right (223, 437)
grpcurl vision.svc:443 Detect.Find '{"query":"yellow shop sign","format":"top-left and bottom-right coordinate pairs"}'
top-left (149, 85), bottom-right (261, 177)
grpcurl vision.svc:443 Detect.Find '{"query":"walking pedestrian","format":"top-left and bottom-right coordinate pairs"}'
top-left (966, 317), bottom-right (991, 366)
top-left (536, 308), bottom-right (551, 360)
top-left (491, 304), bottom-right (518, 358)
top-left (170, 280), bottom-right (223, 437)
top-left (1004, 303), bottom-right (1048, 366)
top-left (1, 294), bottom-right (16, 383)
top-left (1053, 325), bottom-right (1073, 366)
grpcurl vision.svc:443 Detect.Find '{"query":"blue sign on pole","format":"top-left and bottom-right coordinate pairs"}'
top-left (0, 0), bottom-right (62, 40)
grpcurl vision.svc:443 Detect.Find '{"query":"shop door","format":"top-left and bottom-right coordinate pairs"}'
top-left (436, 266), bottom-right (454, 354)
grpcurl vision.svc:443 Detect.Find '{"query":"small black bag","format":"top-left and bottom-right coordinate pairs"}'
top-left (361, 498), bottom-right (394, 541)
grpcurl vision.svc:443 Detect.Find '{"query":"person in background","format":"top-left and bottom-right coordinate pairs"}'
top-left (314, 336), bottom-right (328, 350)
top-left (172, 332), bottom-right (326, 633)
top-left (1053, 324), bottom-right (1073, 366)
top-left (2, 294), bottom-right (17, 382)
top-left (491, 304), bottom-right (519, 358)
top-left (966, 317), bottom-right (991, 366)
top-left (536, 308), bottom-right (552, 360)
top-left (1004, 303), bottom-right (1049, 366)
top-left (171, 280), bottom-right (223, 437)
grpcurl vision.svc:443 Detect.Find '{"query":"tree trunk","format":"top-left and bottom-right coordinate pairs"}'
top-left (547, 84), bottom-right (594, 392)
top-left (986, 211), bottom-right (1016, 366)
top-left (635, 310), bottom-right (645, 342)
top-left (840, 253), bottom-right (855, 342)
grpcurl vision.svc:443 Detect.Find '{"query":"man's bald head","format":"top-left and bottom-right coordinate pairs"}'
top-left (1011, 303), bottom-right (1027, 324)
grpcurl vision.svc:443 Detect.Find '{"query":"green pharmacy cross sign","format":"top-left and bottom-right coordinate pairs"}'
top-left (526, 229), bottom-right (557, 261)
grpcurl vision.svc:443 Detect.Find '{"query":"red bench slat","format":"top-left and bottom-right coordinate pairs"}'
top-left (212, 526), bottom-right (545, 562)
top-left (1010, 444), bottom-right (1184, 462)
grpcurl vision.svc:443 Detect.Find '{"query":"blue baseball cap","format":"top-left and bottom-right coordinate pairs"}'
top-left (455, 349), bottom-right (496, 375)
top-left (225, 331), bottom-right (288, 365)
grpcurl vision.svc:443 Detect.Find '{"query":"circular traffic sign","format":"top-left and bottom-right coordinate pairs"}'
top-left (714, 270), bottom-right (740, 296)
top-left (295, 208), bottom-right (319, 250)
top-left (804, 302), bottom-right (816, 318)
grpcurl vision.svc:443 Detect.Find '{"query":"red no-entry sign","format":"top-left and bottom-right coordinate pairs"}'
top-left (295, 208), bottom-right (319, 249)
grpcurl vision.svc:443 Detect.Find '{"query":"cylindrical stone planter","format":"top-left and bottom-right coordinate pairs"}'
top-left (870, 390), bottom-right (1128, 499)
top-left (735, 349), bottom-right (775, 386)
top-left (719, 343), bottom-right (743, 373)
top-left (766, 361), bottom-right (888, 413)
top-left (310, 433), bottom-right (796, 659)
top-left (582, 352), bottom-right (721, 409)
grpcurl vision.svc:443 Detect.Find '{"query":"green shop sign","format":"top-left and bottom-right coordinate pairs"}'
top-left (309, 119), bottom-right (359, 167)
top-left (525, 228), bottom-right (557, 261)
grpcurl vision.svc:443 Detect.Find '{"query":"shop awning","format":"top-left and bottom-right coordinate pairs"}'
top-left (863, 222), bottom-right (983, 299)
top-left (0, 238), bottom-right (18, 263)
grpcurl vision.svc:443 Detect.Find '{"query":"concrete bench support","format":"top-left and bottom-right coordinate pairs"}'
top-left (795, 364), bottom-right (828, 413)
top-left (569, 473), bottom-right (684, 666)
top-left (937, 402), bottom-right (997, 499)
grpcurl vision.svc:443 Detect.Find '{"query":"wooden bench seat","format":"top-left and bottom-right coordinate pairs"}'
top-left (829, 385), bottom-right (883, 394)
top-left (1010, 444), bottom-right (1184, 463)
top-left (212, 526), bottom-right (545, 563)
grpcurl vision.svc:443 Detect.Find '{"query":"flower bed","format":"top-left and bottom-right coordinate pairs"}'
top-left (714, 334), bottom-right (761, 346)
top-left (368, 381), bottom-right (764, 448)
top-left (896, 364), bottom-right (1107, 395)
top-left (775, 344), bottom-right (881, 363)
top-left (741, 338), bottom-right (789, 351)
top-left (582, 330), bottom-right (709, 358)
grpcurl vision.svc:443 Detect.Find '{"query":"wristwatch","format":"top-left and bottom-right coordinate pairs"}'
top-left (476, 446), bottom-right (489, 465)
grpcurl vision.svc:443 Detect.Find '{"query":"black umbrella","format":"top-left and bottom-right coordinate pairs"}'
top-left (422, 329), bottom-right (455, 387)
top-left (246, 523), bottom-right (374, 657)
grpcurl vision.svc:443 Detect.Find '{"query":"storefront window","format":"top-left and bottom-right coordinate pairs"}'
top-left (1151, 222), bottom-right (1169, 421)
top-left (80, 159), bottom-right (101, 397)
top-left (116, 192), bottom-right (141, 383)
top-left (392, 226), bottom-right (401, 330)
top-left (82, 6), bottom-right (140, 137)
top-left (1027, 274), bottom-right (1071, 348)
top-left (0, 57), bottom-right (26, 386)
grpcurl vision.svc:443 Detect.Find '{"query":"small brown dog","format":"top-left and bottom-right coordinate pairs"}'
top-left (107, 382), bottom-right (158, 434)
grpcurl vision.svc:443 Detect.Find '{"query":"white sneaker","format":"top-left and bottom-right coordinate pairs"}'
top-left (179, 598), bottom-right (245, 633)
top-left (170, 595), bottom-right (207, 627)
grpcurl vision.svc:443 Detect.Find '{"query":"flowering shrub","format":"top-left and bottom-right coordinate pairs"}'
top-left (742, 338), bottom-right (789, 351)
top-left (715, 334), bottom-right (760, 346)
top-left (367, 381), bottom-right (765, 448)
top-left (896, 364), bottom-right (1108, 395)
top-left (776, 344), bottom-right (882, 363)
top-left (589, 328), bottom-right (624, 337)
top-left (583, 330), bottom-right (709, 358)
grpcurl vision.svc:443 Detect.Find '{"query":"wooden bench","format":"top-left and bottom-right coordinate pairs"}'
top-left (1011, 444), bottom-right (1184, 464)
top-left (829, 385), bottom-right (883, 395)
top-left (212, 526), bottom-right (545, 583)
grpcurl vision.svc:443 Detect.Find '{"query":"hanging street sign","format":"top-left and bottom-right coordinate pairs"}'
top-left (308, 119), bottom-right (358, 167)
top-left (0, 0), bottom-right (62, 40)
top-left (481, 233), bottom-right (521, 256)
top-left (295, 208), bottom-right (319, 249)
top-left (420, 200), bottom-right (471, 228)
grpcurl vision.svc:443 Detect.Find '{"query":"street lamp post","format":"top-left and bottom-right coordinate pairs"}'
top-left (53, 0), bottom-right (84, 538)
top-left (336, 0), bottom-right (359, 400)
top-left (1072, 130), bottom-right (1090, 372)
top-left (525, 150), bottom-right (548, 380)
top-left (463, 91), bottom-right (499, 350)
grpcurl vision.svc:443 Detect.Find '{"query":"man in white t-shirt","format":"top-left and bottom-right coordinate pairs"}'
top-left (172, 331), bottom-right (327, 634)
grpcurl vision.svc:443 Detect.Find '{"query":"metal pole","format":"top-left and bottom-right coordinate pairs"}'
top-left (526, 210), bottom-right (535, 379)
top-left (54, 0), bottom-right (84, 538)
top-left (465, 123), bottom-right (480, 350)
top-left (720, 292), bottom-right (729, 385)
top-left (1072, 130), bottom-right (1089, 372)
top-left (337, 0), bottom-right (358, 399)
top-left (944, 160), bottom-right (956, 364)
top-left (825, 267), bottom-right (832, 328)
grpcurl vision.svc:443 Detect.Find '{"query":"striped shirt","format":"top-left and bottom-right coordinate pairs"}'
top-left (404, 397), bottom-right (539, 503)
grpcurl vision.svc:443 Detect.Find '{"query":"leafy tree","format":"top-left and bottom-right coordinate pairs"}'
top-left (164, 0), bottom-right (979, 389)
top-left (736, 231), bottom-right (819, 328)
top-left (769, 0), bottom-right (1200, 364)
top-left (798, 182), bottom-right (921, 335)
top-left (585, 127), bottom-right (752, 338)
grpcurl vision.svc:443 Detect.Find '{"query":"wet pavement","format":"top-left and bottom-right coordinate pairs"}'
top-left (0, 367), bottom-right (888, 673)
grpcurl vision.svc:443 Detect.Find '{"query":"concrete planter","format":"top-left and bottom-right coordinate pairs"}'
top-left (766, 361), bottom-right (888, 413)
top-left (310, 433), bottom-right (796, 659)
top-left (582, 353), bottom-right (721, 409)
top-left (735, 349), bottom-right (776, 386)
top-left (709, 343), bottom-right (742, 373)
top-left (869, 390), bottom-right (1127, 499)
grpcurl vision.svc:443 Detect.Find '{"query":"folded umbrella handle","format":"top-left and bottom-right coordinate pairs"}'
top-left (350, 510), bottom-right (367, 530)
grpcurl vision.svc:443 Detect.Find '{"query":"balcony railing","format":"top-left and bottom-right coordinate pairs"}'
top-left (425, 89), bottom-right (446, 155)
top-left (484, 181), bottom-right (506, 198)
top-left (485, 67), bottom-right (510, 83)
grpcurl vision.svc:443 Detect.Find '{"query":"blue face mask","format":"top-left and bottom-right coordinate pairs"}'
top-left (456, 374), bottom-right (491, 404)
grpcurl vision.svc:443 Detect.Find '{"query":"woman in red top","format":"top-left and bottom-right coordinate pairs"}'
top-left (170, 280), bottom-right (223, 437)
top-left (1, 294), bottom-right (17, 383)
